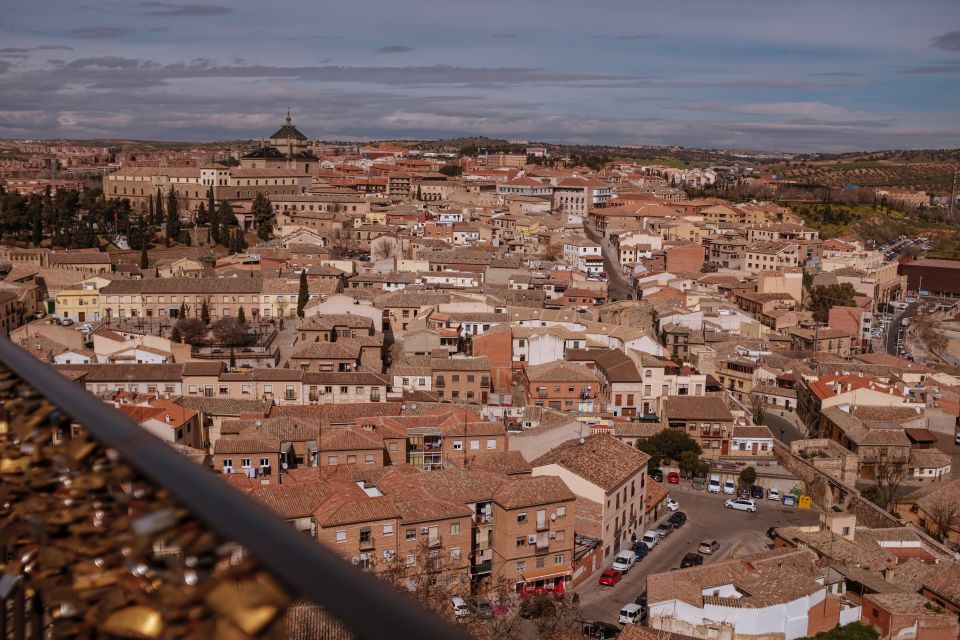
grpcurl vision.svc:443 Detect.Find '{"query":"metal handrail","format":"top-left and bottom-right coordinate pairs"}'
top-left (0, 340), bottom-right (468, 640)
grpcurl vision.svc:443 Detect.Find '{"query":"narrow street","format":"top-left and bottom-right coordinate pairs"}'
top-left (582, 223), bottom-right (631, 301)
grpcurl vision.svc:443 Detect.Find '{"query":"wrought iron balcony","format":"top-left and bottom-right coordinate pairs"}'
top-left (0, 341), bottom-right (466, 640)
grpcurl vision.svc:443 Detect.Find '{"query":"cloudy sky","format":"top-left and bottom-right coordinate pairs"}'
top-left (1, 0), bottom-right (959, 151)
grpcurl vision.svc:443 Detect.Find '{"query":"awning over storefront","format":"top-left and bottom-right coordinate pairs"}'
top-left (520, 564), bottom-right (572, 583)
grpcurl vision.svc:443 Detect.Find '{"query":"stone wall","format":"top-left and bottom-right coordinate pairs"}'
top-left (773, 441), bottom-right (901, 529)
top-left (790, 439), bottom-right (859, 485)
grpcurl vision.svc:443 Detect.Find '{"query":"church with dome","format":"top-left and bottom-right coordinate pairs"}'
top-left (239, 108), bottom-right (319, 175)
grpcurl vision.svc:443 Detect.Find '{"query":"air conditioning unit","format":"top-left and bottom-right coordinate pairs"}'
top-left (549, 532), bottom-right (556, 539)
top-left (527, 535), bottom-right (537, 544)
top-left (422, 466), bottom-right (431, 471)
top-left (420, 527), bottom-right (430, 535)
top-left (383, 549), bottom-right (394, 561)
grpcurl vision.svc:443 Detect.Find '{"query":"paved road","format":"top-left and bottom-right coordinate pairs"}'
top-left (884, 303), bottom-right (917, 356)
top-left (574, 485), bottom-right (821, 625)
top-left (763, 412), bottom-right (806, 444)
top-left (583, 223), bottom-right (631, 301)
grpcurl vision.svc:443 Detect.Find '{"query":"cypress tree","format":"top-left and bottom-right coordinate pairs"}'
top-left (201, 299), bottom-right (210, 325)
top-left (171, 325), bottom-right (181, 344)
top-left (229, 347), bottom-right (236, 369)
top-left (179, 301), bottom-right (187, 319)
top-left (165, 187), bottom-right (180, 245)
top-left (154, 189), bottom-right (164, 226)
top-left (196, 201), bottom-right (207, 226)
top-left (206, 187), bottom-right (215, 224)
top-left (237, 306), bottom-right (246, 324)
top-left (297, 269), bottom-right (309, 318)
top-left (139, 247), bottom-right (148, 269)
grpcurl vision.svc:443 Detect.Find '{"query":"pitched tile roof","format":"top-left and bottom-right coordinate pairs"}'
top-left (661, 395), bottom-right (733, 421)
top-left (532, 434), bottom-right (649, 492)
top-left (493, 475), bottom-right (575, 510)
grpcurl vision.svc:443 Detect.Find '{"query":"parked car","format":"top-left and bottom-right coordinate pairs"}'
top-left (750, 485), bottom-right (764, 500)
top-left (698, 539), bottom-right (719, 555)
top-left (619, 602), bottom-right (645, 625)
top-left (452, 596), bottom-right (471, 619)
top-left (598, 569), bottom-right (623, 587)
top-left (737, 486), bottom-right (750, 500)
top-left (59, 318), bottom-right (74, 326)
top-left (668, 511), bottom-right (686, 528)
top-left (650, 469), bottom-right (664, 483)
top-left (612, 550), bottom-right (637, 573)
top-left (631, 541), bottom-right (650, 559)
top-left (31, 311), bottom-right (45, 320)
top-left (725, 499), bottom-right (757, 512)
top-left (767, 488), bottom-right (781, 501)
top-left (78, 323), bottom-right (93, 333)
top-left (634, 591), bottom-right (647, 607)
top-left (667, 471), bottom-right (680, 484)
top-left (766, 527), bottom-right (778, 540)
top-left (468, 596), bottom-right (493, 619)
top-left (680, 552), bottom-right (704, 568)
top-left (581, 620), bottom-right (621, 638)
top-left (641, 530), bottom-right (659, 550)
top-left (656, 522), bottom-right (674, 538)
top-left (723, 479), bottom-right (736, 495)
top-left (666, 498), bottom-right (680, 511)
top-left (692, 475), bottom-right (706, 490)
top-left (707, 474), bottom-right (721, 493)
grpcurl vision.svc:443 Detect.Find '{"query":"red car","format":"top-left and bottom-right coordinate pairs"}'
top-left (598, 569), bottom-right (622, 587)
top-left (667, 472), bottom-right (681, 484)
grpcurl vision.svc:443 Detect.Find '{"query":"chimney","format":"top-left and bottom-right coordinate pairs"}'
top-left (165, 415), bottom-right (172, 422)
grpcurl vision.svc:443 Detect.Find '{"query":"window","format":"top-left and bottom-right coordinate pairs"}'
top-left (450, 522), bottom-right (460, 535)
top-left (259, 458), bottom-right (270, 467)
top-left (347, 455), bottom-right (357, 464)
top-left (240, 458), bottom-right (251, 468)
top-left (222, 459), bottom-right (233, 468)
top-left (365, 454), bottom-right (374, 464)
top-left (328, 455), bottom-right (339, 465)
top-left (405, 554), bottom-right (416, 567)
top-left (486, 439), bottom-right (496, 450)
top-left (554, 553), bottom-right (565, 565)
top-left (470, 440), bottom-right (479, 450)
top-left (188, 385), bottom-right (198, 394)
top-left (405, 529), bottom-right (416, 541)
top-left (452, 440), bottom-right (463, 451)
top-left (516, 561), bottom-right (526, 573)
top-left (335, 531), bottom-right (346, 544)
top-left (556, 506), bottom-right (566, 518)
top-left (241, 385), bottom-right (251, 395)
top-left (555, 530), bottom-right (565, 542)
top-left (450, 547), bottom-right (460, 559)
top-left (517, 513), bottom-right (527, 524)
top-left (516, 537), bottom-right (526, 547)
top-left (536, 557), bottom-right (545, 568)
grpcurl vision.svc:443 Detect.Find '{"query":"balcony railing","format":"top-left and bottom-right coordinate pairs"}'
top-left (359, 536), bottom-right (375, 551)
top-left (0, 340), bottom-right (467, 640)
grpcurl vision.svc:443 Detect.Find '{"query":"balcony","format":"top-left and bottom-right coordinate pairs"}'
top-left (536, 520), bottom-right (549, 532)
top-left (359, 536), bottom-right (375, 551)
top-left (471, 559), bottom-right (492, 575)
top-left (0, 340), bottom-right (467, 640)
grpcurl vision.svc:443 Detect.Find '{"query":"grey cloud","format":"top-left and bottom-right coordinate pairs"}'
top-left (140, 2), bottom-right (234, 16)
top-left (66, 56), bottom-right (146, 69)
top-left (64, 27), bottom-right (136, 38)
top-left (0, 48), bottom-right (32, 54)
top-left (810, 71), bottom-right (864, 77)
top-left (492, 33), bottom-right (517, 39)
top-left (37, 45), bottom-right (74, 51)
top-left (0, 61), bottom-right (10, 74)
top-left (376, 45), bottom-right (415, 54)
top-left (930, 30), bottom-right (960, 52)
top-left (613, 34), bottom-right (656, 40)
top-left (899, 65), bottom-right (960, 74)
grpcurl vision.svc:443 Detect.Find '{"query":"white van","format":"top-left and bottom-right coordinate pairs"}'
top-left (707, 474), bottom-right (721, 493)
top-left (641, 530), bottom-right (659, 549)
top-left (619, 602), bottom-right (644, 625)
top-left (452, 596), bottom-right (470, 619)
top-left (612, 549), bottom-right (637, 573)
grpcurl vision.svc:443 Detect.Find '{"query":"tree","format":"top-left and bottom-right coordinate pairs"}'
top-left (438, 164), bottom-right (462, 177)
top-left (808, 283), bottom-right (857, 324)
top-left (200, 298), bottom-right (210, 325)
top-left (750, 393), bottom-right (766, 425)
top-left (804, 622), bottom-right (879, 640)
top-left (739, 466), bottom-right (757, 486)
top-left (212, 317), bottom-right (253, 347)
top-left (165, 187), bottom-right (180, 245)
top-left (415, 185), bottom-right (422, 200)
top-left (297, 269), bottom-right (309, 318)
top-left (251, 192), bottom-right (274, 241)
top-left (237, 306), bottom-right (246, 324)
top-left (196, 201), bottom-right (208, 227)
top-left (637, 430), bottom-right (702, 469)
top-left (678, 450), bottom-right (708, 478)
top-left (139, 247), bottom-right (148, 269)
top-left (229, 346), bottom-right (236, 369)
top-left (171, 325), bottom-right (181, 343)
top-left (871, 451), bottom-right (909, 512)
top-left (206, 187), bottom-right (215, 225)
top-left (370, 235), bottom-right (401, 262)
top-left (542, 243), bottom-right (563, 261)
top-left (174, 318), bottom-right (207, 345)
top-left (922, 492), bottom-right (960, 543)
top-left (154, 189), bottom-right (164, 226)
top-left (179, 301), bottom-right (187, 320)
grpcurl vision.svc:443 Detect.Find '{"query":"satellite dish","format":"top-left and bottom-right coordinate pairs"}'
top-left (281, 463), bottom-right (289, 470)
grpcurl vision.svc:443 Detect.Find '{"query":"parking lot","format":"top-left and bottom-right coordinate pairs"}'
top-left (574, 483), bottom-right (822, 625)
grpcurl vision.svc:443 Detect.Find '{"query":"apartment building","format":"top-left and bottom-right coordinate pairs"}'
top-left (521, 360), bottom-right (602, 413)
top-left (661, 395), bottom-right (735, 457)
top-left (533, 435), bottom-right (649, 560)
top-left (432, 357), bottom-right (491, 404)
